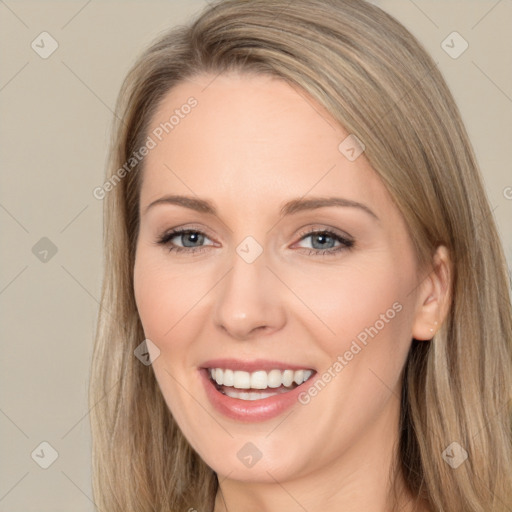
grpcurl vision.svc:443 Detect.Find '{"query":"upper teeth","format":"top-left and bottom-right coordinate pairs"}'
top-left (209, 368), bottom-right (313, 389)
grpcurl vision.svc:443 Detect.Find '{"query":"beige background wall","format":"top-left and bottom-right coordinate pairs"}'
top-left (0, 1), bottom-right (510, 510)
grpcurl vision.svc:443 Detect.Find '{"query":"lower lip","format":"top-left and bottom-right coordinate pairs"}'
top-left (199, 368), bottom-right (311, 422)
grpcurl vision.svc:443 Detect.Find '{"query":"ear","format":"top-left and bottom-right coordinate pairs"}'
top-left (411, 245), bottom-right (452, 341)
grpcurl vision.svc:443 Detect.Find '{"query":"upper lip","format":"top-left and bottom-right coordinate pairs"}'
top-left (200, 358), bottom-right (315, 373)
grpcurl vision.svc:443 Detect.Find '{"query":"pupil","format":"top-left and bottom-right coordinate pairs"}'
top-left (313, 234), bottom-right (333, 249)
top-left (184, 232), bottom-right (202, 247)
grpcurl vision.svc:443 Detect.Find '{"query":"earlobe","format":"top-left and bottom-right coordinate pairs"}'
top-left (411, 245), bottom-right (452, 341)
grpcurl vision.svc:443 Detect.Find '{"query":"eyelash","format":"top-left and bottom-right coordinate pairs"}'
top-left (155, 227), bottom-right (355, 257)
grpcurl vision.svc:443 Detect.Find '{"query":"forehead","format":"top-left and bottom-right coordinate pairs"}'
top-left (139, 72), bottom-right (388, 216)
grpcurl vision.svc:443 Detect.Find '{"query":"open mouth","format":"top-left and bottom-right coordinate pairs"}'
top-left (207, 367), bottom-right (315, 401)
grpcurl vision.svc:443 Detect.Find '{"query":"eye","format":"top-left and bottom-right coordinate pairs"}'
top-left (294, 228), bottom-right (354, 256)
top-left (155, 228), bottom-right (215, 255)
top-left (155, 227), bottom-right (355, 256)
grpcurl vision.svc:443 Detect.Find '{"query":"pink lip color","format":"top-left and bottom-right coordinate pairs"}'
top-left (199, 361), bottom-right (315, 423)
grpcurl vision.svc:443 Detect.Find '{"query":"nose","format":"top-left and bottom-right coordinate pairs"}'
top-left (212, 248), bottom-right (287, 341)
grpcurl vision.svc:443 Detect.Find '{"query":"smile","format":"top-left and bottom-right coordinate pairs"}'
top-left (199, 360), bottom-right (317, 422)
top-left (208, 368), bottom-right (314, 400)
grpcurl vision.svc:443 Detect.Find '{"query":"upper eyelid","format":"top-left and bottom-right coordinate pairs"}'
top-left (160, 226), bottom-right (353, 246)
top-left (296, 225), bottom-right (353, 240)
top-left (160, 224), bottom-right (351, 237)
top-left (160, 226), bottom-right (216, 243)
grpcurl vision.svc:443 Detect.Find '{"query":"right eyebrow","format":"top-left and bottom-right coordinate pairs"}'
top-left (144, 194), bottom-right (216, 216)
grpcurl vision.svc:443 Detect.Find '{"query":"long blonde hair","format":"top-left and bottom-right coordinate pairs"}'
top-left (89, 1), bottom-right (512, 510)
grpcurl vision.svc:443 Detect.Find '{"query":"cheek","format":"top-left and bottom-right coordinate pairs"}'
top-left (294, 253), bottom-right (415, 421)
top-left (283, 254), bottom-right (410, 348)
top-left (133, 253), bottom-right (206, 428)
top-left (133, 249), bottom-right (206, 343)
top-left (289, 253), bottom-right (414, 413)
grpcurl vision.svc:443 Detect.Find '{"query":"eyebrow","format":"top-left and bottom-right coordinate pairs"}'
top-left (143, 194), bottom-right (378, 220)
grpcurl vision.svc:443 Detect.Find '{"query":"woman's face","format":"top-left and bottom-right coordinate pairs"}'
top-left (133, 72), bottom-right (429, 485)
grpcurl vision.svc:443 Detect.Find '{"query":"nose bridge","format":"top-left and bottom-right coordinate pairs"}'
top-left (213, 233), bottom-right (285, 340)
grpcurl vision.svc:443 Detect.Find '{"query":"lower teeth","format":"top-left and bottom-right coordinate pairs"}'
top-left (215, 382), bottom-right (297, 401)
top-left (223, 389), bottom-right (280, 400)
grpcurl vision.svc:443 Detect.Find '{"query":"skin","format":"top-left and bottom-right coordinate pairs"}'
top-left (133, 71), bottom-right (451, 512)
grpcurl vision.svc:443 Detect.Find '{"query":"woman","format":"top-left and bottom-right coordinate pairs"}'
top-left (89, 0), bottom-right (512, 510)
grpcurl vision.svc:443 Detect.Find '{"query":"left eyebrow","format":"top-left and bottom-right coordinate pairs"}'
top-left (280, 196), bottom-right (379, 220)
